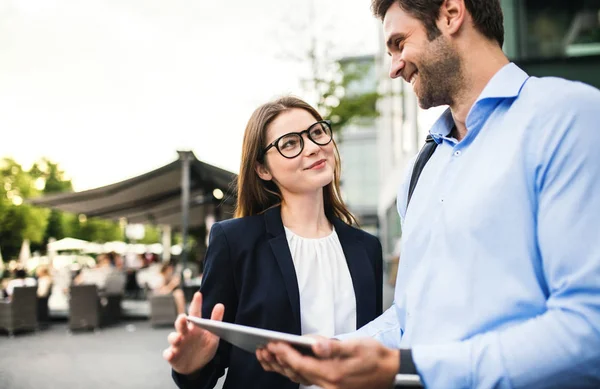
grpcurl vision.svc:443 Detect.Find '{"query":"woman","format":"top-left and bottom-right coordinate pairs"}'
top-left (35, 265), bottom-right (53, 298)
top-left (153, 263), bottom-right (186, 315)
top-left (164, 97), bottom-right (383, 389)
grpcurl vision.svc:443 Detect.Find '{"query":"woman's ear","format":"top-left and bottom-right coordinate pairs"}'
top-left (255, 162), bottom-right (273, 181)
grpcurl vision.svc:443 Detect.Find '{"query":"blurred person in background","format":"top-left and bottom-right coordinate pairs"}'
top-left (163, 96), bottom-right (383, 389)
top-left (152, 262), bottom-right (186, 315)
top-left (0, 270), bottom-right (11, 299)
top-left (109, 251), bottom-right (124, 271)
top-left (73, 253), bottom-right (112, 287)
top-left (6, 268), bottom-right (37, 299)
top-left (73, 252), bottom-right (125, 294)
top-left (35, 265), bottom-right (53, 298)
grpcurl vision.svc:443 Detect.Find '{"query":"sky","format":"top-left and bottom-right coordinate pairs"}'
top-left (0, 0), bottom-right (380, 191)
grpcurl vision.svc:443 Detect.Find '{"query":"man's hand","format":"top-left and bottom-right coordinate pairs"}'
top-left (163, 292), bottom-right (224, 375)
top-left (256, 337), bottom-right (399, 389)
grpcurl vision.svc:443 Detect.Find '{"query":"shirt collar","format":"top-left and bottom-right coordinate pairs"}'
top-left (475, 62), bottom-right (529, 102)
top-left (429, 108), bottom-right (454, 143)
top-left (428, 63), bottom-right (529, 143)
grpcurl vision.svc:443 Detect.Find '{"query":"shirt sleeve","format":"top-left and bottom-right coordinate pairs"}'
top-left (6, 280), bottom-right (15, 296)
top-left (336, 304), bottom-right (403, 347)
top-left (412, 86), bottom-right (600, 388)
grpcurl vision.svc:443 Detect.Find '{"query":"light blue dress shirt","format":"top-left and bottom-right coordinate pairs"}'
top-left (345, 63), bottom-right (600, 388)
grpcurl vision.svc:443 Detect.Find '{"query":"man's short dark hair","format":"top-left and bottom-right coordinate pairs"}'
top-left (371, 0), bottom-right (504, 47)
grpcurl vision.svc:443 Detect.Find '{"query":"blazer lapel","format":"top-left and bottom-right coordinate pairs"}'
top-left (332, 218), bottom-right (376, 328)
top-left (264, 206), bottom-right (301, 334)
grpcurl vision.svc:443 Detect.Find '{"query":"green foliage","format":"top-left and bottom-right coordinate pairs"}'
top-left (0, 158), bottom-right (50, 258)
top-left (29, 158), bottom-right (73, 194)
top-left (328, 91), bottom-right (379, 129)
top-left (138, 224), bottom-right (161, 244)
top-left (0, 157), bottom-right (131, 261)
top-left (30, 159), bottom-right (75, 246)
top-left (305, 58), bottom-right (379, 132)
top-left (69, 215), bottom-right (123, 243)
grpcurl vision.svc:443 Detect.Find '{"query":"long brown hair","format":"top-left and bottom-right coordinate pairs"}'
top-left (234, 96), bottom-right (357, 225)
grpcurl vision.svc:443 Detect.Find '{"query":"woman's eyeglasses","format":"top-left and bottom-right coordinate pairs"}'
top-left (258, 120), bottom-right (333, 161)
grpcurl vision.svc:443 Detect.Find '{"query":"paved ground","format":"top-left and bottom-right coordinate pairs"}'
top-left (0, 320), bottom-right (226, 389)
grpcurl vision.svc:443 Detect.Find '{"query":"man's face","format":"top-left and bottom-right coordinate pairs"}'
top-left (383, 2), bottom-right (462, 109)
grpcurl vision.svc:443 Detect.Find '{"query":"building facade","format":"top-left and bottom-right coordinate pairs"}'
top-left (335, 55), bottom-right (380, 235)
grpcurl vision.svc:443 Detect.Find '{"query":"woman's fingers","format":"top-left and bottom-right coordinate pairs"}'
top-left (163, 347), bottom-right (174, 362)
top-left (174, 314), bottom-right (189, 335)
top-left (167, 331), bottom-right (181, 347)
top-left (188, 292), bottom-right (203, 317)
top-left (211, 303), bottom-right (225, 322)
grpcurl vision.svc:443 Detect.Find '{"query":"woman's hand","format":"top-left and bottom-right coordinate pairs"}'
top-left (163, 292), bottom-right (224, 375)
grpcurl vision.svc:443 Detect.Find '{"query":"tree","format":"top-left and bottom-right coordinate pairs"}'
top-left (69, 215), bottom-right (123, 243)
top-left (319, 58), bottom-right (379, 130)
top-left (0, 156), bottom-right (166, 262)
top-left (29, 158), bottom-right (74, 246)
top-left (0, 158), bottom-right (49, 259)
top-left (272, 2), bottom-right (379, 132)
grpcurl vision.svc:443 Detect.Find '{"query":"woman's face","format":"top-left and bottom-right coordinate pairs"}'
top-left (257, 108), bottom-right (335, 196)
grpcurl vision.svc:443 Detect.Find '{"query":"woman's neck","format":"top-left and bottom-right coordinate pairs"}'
top-left (280, 189), bottom-right (331, 239)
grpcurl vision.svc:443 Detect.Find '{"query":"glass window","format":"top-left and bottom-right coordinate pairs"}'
top-left (521, 0), bottom-right (600, 59)
top-left (339, 137), bottom-right (379, 209)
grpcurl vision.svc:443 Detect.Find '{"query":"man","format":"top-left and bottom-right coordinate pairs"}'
top-left (256, 0), bottom-right (600, 388)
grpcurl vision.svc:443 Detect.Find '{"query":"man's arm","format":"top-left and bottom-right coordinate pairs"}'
top-left (411, 88), bottom-right (600, 388)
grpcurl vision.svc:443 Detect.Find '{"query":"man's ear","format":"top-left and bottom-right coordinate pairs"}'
top-left (438, 0), bottom-right (466, 36)
top-left (255, 162), bottom-right (273, 181)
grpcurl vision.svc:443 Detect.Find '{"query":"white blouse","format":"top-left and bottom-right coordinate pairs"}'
top-left (284, 226), bottom-right (357, 389)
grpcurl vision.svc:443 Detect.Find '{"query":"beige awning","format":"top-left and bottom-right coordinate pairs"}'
top-left (28, 151), bottom-right (236, 229)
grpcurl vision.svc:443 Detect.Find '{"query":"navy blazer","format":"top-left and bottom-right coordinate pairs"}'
top-left (173, 206), bottom-right (383, 389)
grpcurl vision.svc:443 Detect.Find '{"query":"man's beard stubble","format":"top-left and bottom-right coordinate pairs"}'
top-left (415, 36), bottom-right (463, 110)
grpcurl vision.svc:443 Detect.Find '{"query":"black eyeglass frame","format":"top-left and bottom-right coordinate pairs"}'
top-left (258, 120), bottom-right (333, 161)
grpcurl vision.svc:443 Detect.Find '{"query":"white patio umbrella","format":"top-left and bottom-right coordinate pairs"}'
top-left (129, 243), bottom-right (148, 255)
top-left (18, 239), bottom-right (31, 266)
top-left (48, 237), bottom-right (90, 252)
top-left (147, 243), bottom-right (163, 255)
top-left (103, 241), bottom-right (128, 254)
top-left (83, 242), bottom-right (104, 254)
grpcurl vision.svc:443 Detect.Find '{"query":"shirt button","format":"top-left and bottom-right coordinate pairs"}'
top-left (454, 150), bottom-right (462, 156)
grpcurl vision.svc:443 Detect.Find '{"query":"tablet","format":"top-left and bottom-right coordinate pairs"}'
top-left (186, 316), bottom-right (317, 356)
